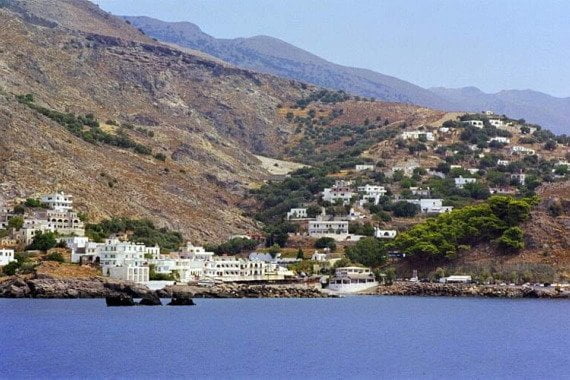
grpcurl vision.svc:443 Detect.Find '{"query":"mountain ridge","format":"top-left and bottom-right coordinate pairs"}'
top-left (124, 16), bottom-right (569, 134)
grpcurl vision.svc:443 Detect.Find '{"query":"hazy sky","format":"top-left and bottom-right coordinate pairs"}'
top-left (93, 0), bottom-right (570, 97)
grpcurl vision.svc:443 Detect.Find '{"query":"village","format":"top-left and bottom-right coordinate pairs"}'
top-left (1, 112), bottom-right (569, 293)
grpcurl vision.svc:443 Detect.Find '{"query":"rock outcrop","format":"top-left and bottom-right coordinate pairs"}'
top-left (106, 293), bottom-right (136, 307)
top-left (0, 275), bottom-right (151, 298)
top-left (369, 282), bottom-right (570, 299)
top-left (139, 292), bottom-right (162, 306)
top-left (167, 292), bottom-right (195, 306)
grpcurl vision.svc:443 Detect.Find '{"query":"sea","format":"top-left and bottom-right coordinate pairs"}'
top-left (0, 297), bottom-right (568, 379)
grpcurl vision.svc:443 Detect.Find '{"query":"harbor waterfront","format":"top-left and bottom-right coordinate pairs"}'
top-left (1, 297), bottom-right (569, 379)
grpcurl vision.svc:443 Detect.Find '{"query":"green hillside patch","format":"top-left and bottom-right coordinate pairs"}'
top-left (389, 196), bottom-right (538, 261)
top-left (16, 94), bottom-right (154, 156)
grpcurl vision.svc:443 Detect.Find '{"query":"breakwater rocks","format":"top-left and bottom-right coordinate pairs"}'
top-left (369, 282), bottom-right (570, 299)
top-left (157, 283), bottom-right (331, 299)
top-left (0, 275), bottom-right (152, 298)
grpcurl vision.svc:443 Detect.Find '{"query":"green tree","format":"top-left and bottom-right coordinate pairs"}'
top-left (2, 261), bottom-right (20, 276)
top-left (28, 232), bottom-right (57, 251)
top-left (314, 237), bottom-right (337, 251)
top-left (7, 216), bottom-right (24, 231)
top-left (498, 227), bottom-right (524, 253)
top-left (24, 198), bottom-right (42, 208)
top-left (345, 237), bottom-right (387, 267)
top-left (392, 201), bottom-right (420, 217)
top-left (45, 252), bottom-right (65, 263)
top-left (296, 248), bottom-right (305, 260)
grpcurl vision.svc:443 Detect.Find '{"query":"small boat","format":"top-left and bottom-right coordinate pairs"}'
top-left (327, 266), bottom-right (378, 293)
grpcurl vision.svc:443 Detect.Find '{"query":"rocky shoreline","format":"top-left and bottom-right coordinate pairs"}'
top-left (1, 275), bottom-right (568, 299)
top-left (366, 282), bottom-right (570, 299)
top-left (0, 275), bottom-right (330, 299)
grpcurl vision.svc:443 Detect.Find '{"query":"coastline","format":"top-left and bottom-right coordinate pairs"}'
top-left (1, 275), bottom-right (568, 299)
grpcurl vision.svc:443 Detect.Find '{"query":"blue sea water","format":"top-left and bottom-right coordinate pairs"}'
top-left (0, 297), bottom-right (568, 379)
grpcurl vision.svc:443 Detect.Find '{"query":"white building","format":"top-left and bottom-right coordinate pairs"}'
top-left (99, 239), bottom-right (149, 283)
top-left (322, 180), bottom-right (355, 205)
top-left (64, 236), bottom-right (103, 263)
top-left (400, 131), bottom-right (435, 141)
top-left (455, 176), bottom-right (477, 189)
top-left (511, 173), bottom-right (527, 186)
top-left (0, 248), bottom-right (15, 266)
top-left (286, 208), bottom-right (308, 220)
top-left (409, 187), bottom-right (430, 197)
top-left (497, 159), bottom-right (510, 166)
top-left (308, 220), bottom-right (349, 237)
top-left (204, 256), bottom-right (265, 282)
top-left (177, 242), bottom-right (214, 261)
top-left (489, 119), bottom-right (504, 128)
top-left (41, 192), bottom-right (74, 212)
top-left (463, 120), bottom-right (484, 128)
top-left (355, 164), bottom-right (375, 171)
top-left (512, 146), bottom-right (536, 156)
top-left (406, 199), bottom-right (453, 214)
top-left (311, 251), bottom-right (328, 262)
top-left (490, 136), bottom-right (510, 144)
top-left (374, 228), bottom-right (397, 239)
top-left (358, 184), bottom-right (387, 205)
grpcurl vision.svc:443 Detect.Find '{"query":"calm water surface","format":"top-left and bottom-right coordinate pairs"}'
top-left (0, 297), bottom-right (568, 379)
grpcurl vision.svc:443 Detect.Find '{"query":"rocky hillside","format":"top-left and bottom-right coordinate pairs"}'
top-left (0, 0), bottom-right (316, 242)
top-left (125, 16), bottom-right (569, 135)
top-left (122, 16), bottom-right (455, 110)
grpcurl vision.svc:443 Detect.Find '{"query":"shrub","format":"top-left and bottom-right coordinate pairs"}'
top-left (154, 153), bottom-right (167, 161)
top-left (314, 237), bottom-right (337, 251)
top-left (392, 201), bottom-right (420, 217)
top-left (28, 232), bottom-right (57, 251)
top-left (497, 227), bottom-right (525, 253)
top-left (45, 252), bottom-right (65, 263)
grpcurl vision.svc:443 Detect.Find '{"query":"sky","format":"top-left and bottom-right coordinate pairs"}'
top-left (92, 0), bottom-right (570, 98)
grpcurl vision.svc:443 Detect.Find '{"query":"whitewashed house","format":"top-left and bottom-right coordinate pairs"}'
top-left (64, 236), bottom-right (103, 263)
top-left (490, 136), bottom-right (510, 144)
top-left (463, 120), bottom-right (484, 128)
top-left (177, 242), bottom-right (215, 261)
top-left (311, 251), bottom-right (328, 262)
top-left (406, 199), bottom-right (453, 214)
top-left (0, 248), bottom-right (15, 266)
top-left (409, 187), bottom-right (430, 197)
top-left (374, 228), bottom-right (397, 239)
top-left (497, 160), bottom-right (510, 166)
top-left (511, 146), bottom-right (536, 156)
top-left (204, 256), bottom-right (265, 282)
top-left (489, 119), bottom-right (504, 128)
top-left (358, 184), bottom-right (387, 205)
top-left (355, 164), bottom-right (375, 172)
top-left (401, 131), bottom-right (435, 141)
top-left (286, 208), bottom-right (308, 220)
top-left (455, 176), bottom-right (477, 188)
top-left (511, 173), bottom-right (527, 185)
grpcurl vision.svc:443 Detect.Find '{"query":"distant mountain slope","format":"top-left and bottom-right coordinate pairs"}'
top-left (430, 87), bottom-right (570, 134)
top-left (122, 16), bottom-right (455, 110)
top-left (125, 16), bottom-right (569, 135)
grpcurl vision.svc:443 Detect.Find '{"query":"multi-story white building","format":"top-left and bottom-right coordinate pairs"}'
top-left (0, 248), bottom-right (15, 266)
top-left (286, 208), bottom-right (308, 220)
top-left (455, 176), bottom-right (477, 189)
top-left (64, 236), bottom-right (104, 263)
top-left (99, 239), bottom-right (149, 283)
top-left (204, 256), bottom-right (265, 282)
top-left (463, 120), bottom-right (484, 128)
top-left (308, 220), bottom-right (349, 237)
top-left (406, 199), bottom-right (453, 214)
top-left (358, 184), bottom-right (387, 206)
top-left (355, 164), bottom-right (375, 172)
top-left (41, 192), bottom-right (74, 212)
top-left (322, 180), bottom-right (355, 205)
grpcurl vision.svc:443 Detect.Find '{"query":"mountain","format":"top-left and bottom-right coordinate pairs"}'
top-left (125, 16), bottom-right (569, 135)
top-left (430, 87), bottom-right (570, 134)
top-left (122, 16), bottom-right (455, 110)
top-left (0, 0), bottom-right (314, 242)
